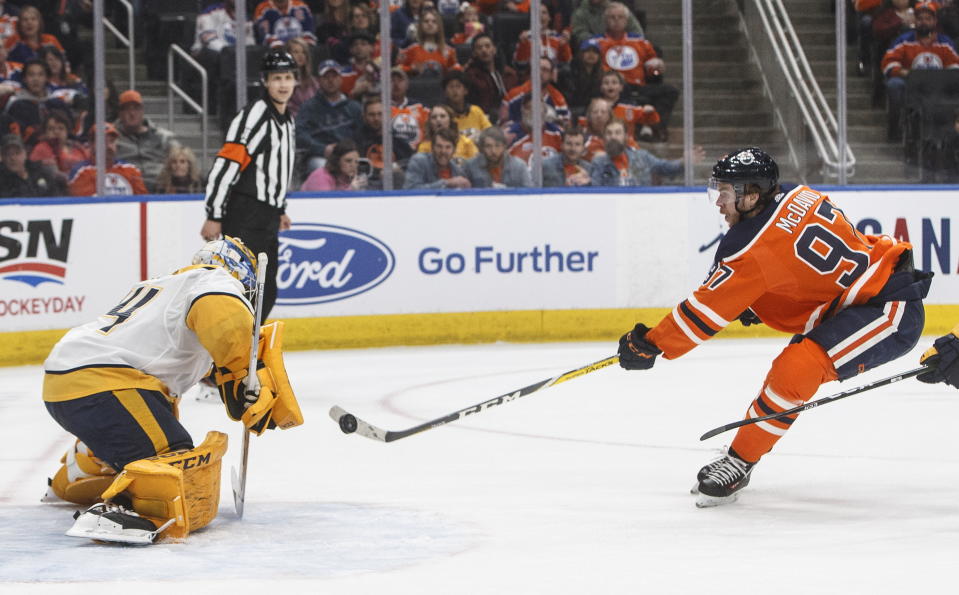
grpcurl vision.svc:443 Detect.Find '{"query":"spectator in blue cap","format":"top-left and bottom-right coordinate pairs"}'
top-left (295, 59), bottom-right (362, 175)
top-left (560, 38), bottom-right (605, 115)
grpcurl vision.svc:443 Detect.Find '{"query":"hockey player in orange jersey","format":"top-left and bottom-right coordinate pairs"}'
top-left (617, 148), bottom-right (933, 507)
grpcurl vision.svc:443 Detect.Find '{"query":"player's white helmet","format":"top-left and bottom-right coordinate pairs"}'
top-left (193, 236), bottom-right (258, 300)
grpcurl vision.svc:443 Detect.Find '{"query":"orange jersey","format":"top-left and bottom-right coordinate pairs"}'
top-left (68, 161), bottom-right (148, 196)
top-left (592, 33), bottom-right (658, 86)
top-left (503, 120), bottom-right (563, 164)
top-left (391, 101), bottom-right (430, 149)
top-left (580, 129), bottom-right (638, 161)
top-left (397, 43), bottom-right (459, 75)
top-left (647, 185), bottom-right (911, 359)
top-left (513, 31), bottom-right (572, 66)
top-left (881, 32), bottom-right (959, 78)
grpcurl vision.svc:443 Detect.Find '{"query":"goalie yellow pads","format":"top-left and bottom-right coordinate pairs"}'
top-left (100, 431), bottom-right (228, 540)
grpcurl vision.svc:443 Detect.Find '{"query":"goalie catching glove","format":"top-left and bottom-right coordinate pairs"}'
top-left (213, 321), bottom-right (304, 435)
top-left (918, 324), bottom-right (959, 388)
top-left (618, 323), bottom-right (662, 371)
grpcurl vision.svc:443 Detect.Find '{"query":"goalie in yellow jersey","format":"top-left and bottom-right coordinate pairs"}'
top-left (42, 236), bottom-right (303, 544)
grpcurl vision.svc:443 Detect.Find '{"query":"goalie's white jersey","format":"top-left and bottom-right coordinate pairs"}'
top-left (44, 266), bottom-right (251, 397)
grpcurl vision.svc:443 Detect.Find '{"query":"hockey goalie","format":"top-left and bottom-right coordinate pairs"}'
top-left (41, 237), bottom-right (303, 544)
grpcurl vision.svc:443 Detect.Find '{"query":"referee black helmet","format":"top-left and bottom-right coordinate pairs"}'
top-left (260, 49), bottom-right (297, 77)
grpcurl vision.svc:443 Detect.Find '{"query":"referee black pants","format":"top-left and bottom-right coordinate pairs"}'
top-left (221, 192), bottom-right (281, 319)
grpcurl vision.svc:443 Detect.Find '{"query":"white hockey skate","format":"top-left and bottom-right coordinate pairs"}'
top-left (66, 502), bottom-right (174, 545)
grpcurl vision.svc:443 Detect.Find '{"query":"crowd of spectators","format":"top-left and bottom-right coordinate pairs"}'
top-left (852, 0), bottom-right (959, 180)
top-left (0, 1), bottom-right (197, 198)
top-left (189, 0), bottom-right (693, 190)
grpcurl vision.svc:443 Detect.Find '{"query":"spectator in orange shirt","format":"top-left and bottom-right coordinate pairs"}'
top-left (29, 110), bottom-right (88, 177)
top-left (68, 122), bottom-right (148, 196)
top-left (397, 8), bottom-right (459, 77)
top-left (514, 4), bottom-right (573, 70)
top-left (599, 70), bottom-right (659, 142)
top-left (4, 6), bottom-right (65, 64)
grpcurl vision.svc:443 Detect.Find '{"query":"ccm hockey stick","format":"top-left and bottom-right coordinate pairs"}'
top-left (329, 355), bottom-right (619, 443)
top-left (699, 366), bottom-right (927, 441)
top-left (232, 252), bottom-right (268, 519)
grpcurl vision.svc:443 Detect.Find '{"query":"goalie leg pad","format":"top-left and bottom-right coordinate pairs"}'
top-left (100, 431), bottom-right (228, 540)
top-left (47, 440), bottom-right (117, 505)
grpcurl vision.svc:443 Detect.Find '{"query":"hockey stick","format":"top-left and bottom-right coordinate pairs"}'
top-left (699, 366), bottom-right (927, 441)
top-left (232, 252), bottom-right (268, 519)
top-left (329, 355), bottom-right (619, 443)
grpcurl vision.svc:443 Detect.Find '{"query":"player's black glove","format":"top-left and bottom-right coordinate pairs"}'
top-left (618, 323), bottom-right (662, 370)
top-left (738, 308), bottom-right (762, 327)
top-left (917, 328), bottom-right (959, 388)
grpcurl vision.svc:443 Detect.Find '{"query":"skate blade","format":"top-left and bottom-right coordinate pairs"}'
top-left (690, 482), bottom-right (700, 495)
top-left (695, 492), bottom-right (739, 508)
top-left (65, 517), bottom-right (174, 545)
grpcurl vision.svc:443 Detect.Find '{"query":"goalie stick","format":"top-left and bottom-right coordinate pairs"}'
top-left (232, 252), bottom-right (268, 519)
top-left (329, 355), bottom-right (619, 443)
top-left (699, 366), bottom-right (927, 441)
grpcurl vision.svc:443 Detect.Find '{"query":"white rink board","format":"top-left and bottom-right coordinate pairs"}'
top-left (0, 202), bottom-right (140, 332)
top-left (1, 187), bottom-right (958, 333)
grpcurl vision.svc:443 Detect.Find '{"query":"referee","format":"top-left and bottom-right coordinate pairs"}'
top-left (200, 49), bottom-right (297, 318)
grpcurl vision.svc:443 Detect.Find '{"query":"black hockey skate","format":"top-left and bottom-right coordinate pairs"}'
top-left (693, 451), bottom-right (754, 508)
top-left (66, 501), bottom-right (173, 545)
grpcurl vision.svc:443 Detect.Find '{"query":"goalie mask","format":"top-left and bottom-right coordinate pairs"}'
top-left (193, 236), bottom-right (258, 301)
top-left (707, 147), bottom-right (779, 213)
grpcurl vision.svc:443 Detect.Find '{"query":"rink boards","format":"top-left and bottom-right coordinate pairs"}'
top-left (1, 186), bottom-right (957, 364)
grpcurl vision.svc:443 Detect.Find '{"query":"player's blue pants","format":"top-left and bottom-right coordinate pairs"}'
top-left (45, 389), bottom-right (193, 471)
top-left (806, 269), bottom-right (933, 380)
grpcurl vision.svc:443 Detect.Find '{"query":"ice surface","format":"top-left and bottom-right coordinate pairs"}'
top-left (2, 339), bottom-right (958, 594)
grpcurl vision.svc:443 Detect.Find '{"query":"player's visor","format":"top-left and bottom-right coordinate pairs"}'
top-left (707, 177), bottom-right (721, 203)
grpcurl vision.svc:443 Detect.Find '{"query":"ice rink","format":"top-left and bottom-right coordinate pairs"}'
top-left (2, 337), bottom-right (957, 594)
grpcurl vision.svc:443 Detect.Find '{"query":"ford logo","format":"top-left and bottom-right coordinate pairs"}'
top-left (276, 223), bottom-right (395, 305)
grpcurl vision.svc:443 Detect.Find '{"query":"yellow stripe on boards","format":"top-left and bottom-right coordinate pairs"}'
top-left (113, 389), bottom-right (169, 455)
top-left (4, 305), bottom-right (959, 366)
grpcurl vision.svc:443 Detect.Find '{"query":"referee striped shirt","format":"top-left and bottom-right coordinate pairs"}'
top-left (205, 98), bottom-right (295, 220)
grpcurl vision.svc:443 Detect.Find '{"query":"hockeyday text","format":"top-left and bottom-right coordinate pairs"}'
top-left (419, 245), bottom-right (600, 275)
top-left (0, 295), bottom-right (85, 317)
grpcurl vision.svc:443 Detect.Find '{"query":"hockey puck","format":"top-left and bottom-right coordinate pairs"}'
top-left (338, 413), bottom-right (358, 434)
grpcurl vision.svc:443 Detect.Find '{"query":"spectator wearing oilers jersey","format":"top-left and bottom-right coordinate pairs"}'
top-left (513, 4), bottom-right (573, 70)
top-left (68, 122), bottom-right (147, 196)
top-left (500, 56), bottom-right (570, 127)
top-left (253, 0), bottom-right (317, 47)
top-left (389, 67), bottom-right (430, 150)
top-left (598, 69), bottom-right (659, 142)
top-left (503, 93), bottom-right (564, 165)
top-left (4, 6), bottom-right (65, 64)
top-left (570, 0), bottom-right (642, 49)
top-left (590, 2), bottom-right (656, 87)
top-left (616, 147), bottom-right (933, 508)
top-left (397, 8), bottom-right (459, 77)
top-left (881, 2), bottom-right (959, 139)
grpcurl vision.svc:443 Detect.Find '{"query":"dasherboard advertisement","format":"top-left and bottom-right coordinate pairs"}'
top-left (0, 202), bottom-right (140, 331)
top-left (266, 195), bottom-right (618, 316)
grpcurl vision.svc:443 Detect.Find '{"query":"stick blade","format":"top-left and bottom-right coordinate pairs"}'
top-left (329, 405), bottom-right (388, 442)
top-left (231, 466), bottom-right (245, 518)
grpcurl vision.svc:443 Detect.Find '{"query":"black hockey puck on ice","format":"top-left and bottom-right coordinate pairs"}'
top-left (339, 413), bottom-right (358, 434)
